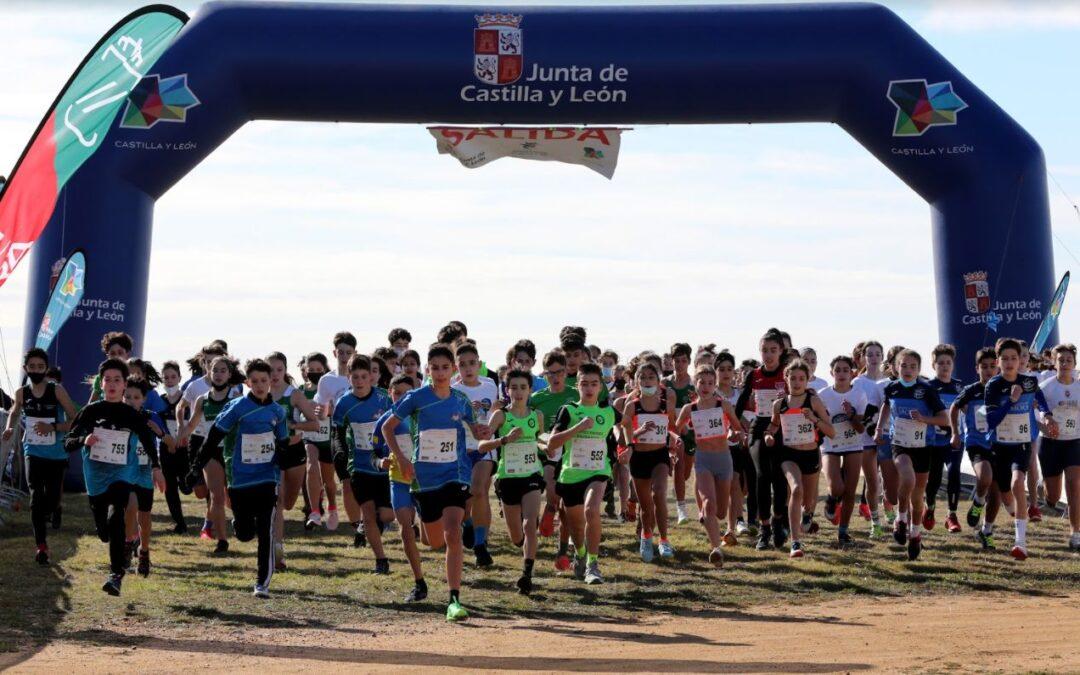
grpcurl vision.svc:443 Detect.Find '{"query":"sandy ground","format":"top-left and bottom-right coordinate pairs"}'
top-left (3, 592), bottom-right (1077, 673)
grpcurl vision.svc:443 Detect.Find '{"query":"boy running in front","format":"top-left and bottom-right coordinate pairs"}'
top-left (950, 348), bottom-right (1000, 548)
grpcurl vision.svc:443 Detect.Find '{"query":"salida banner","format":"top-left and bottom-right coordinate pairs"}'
top-left (429, 126), bottom-right (625, 179)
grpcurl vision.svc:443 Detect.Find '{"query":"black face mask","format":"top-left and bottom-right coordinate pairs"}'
top-left (211, 381), bottom-right (230, 392)
top-left (26, 372), bottom-right (46, 385)
top-left (614, 378), bottom-right (626, 392)
top-left (308, 372), bottom-right (324, 385)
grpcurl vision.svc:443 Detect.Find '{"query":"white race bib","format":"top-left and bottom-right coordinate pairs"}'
top-left (304, 418), bottom-right (331, 443)
top-left (691, 407), bottom-right (728, 441)
top-left (24, 416), bottom-right (55, 446)
top-left (996, 412), bottom-right (1030, 444)
top-left (504, 440), bottom-right (540, 476)
top-left (241, 431), bottom-right (276, 464)
top-left (194, 417), bottom-right (213, 438)
top-left (166, 420), bottom-right (179, 437)
top-left (893, 417), bottom-right (927, 448)
top-left (1054, 405), bottom-right (1080, 441)
top-left (570, 436), bottom-right (606, 471)
top-left (754, 389), bottom-right (779, 418)
top-left (351, 422), bottom-right (376, 450)
top-left (826, 420), bottom-right (861, 453)
top-left (88, 427), bottom-right (130, 465)
top-left (780, 412), bottom-right (816, 446)
top-left (974, 405), bottom-right (988, 434)
top-left (635, 413), bottom-right (669, 445)
top-left (418, 428), bottom-right (457, 463)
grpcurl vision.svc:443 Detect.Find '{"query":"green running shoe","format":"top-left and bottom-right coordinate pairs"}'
top-left (967, 502), bottom-right (984, 528)
top-left (446, 600), bottom-right (469, 622)
top-left (870, 523), bottom-right (885, 540)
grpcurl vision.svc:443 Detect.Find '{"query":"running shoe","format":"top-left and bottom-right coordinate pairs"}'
top-left (124, 540), bottom-right (136, 572)
top-left (305, 512), bottom-right (322, 530)
top-left (213, 539), bottom-right (229, 555)
top-left (474, 544), bottom-right (494, 568)
top-left (837, 531), bottom-right (853, 547)
top-left (102, 573), bottom-right (122, 596)
top-left (639, 537), bottom-right (655, 563)
top-left (907, 534), bottom-right (923, 561)
top-left (253, 584), bottom-right (270, 599)
top-left (736, 518), bottom-right (750, 536)
top-left (1010, 544), bottom-right (1028, 561)
top-left (805, 519), bottom-right (820, 535)
top-left (658, 541), bottom-right (675, 559)
top-left (354, 522), bottom-right (367, 549)
top-left (446, 600), bottom-right (469, 622)
top-left (1028, 505), bottom-right (1043, 523)
top-left (676, 504), bottom-right (689, 525)
top-left (858, 501), bottom-right (872, 521)
top-left (539, 508), bottom-right (556, 537)
top-left (516, 574), bottom-right (533, 595)
top-left (554, 554), bottom-right (572, 572)
top-left (709, 547), bottom-right (724, 568)
top-left (34, 546), bottom-right (49, 566)
top-left (406, 582), bottom-right (428, 602)
top-left (773, 522), bottom-right (788, 549)
top-left (584, 562), bottom-right (603, 585)
top-left (273, 541), bottom-right (286, 572)
top-left (870, 523), bottom-right (885, 540)
top-left (137, 549), bottom-right (151, 577)
top-left (573, 554), bottom-right (587, 580)
top-left (977, 530), bottom-right (996, 550)
top-left (462, 521), bottom-right (475, 550)
top-left (824, 496), bottom-right (838, 524)
top-left (945, 513), bottom-right (962, 533)
top-left (1068, 533), bottom-right (1080, 552)
top-left (200, 526), bottom-right (214, 540)
top-left (721, 531), bottom-right (738, 547)
top-left (966, 502), bottom-right (984, 528)
top-left (789, 541), bottom-right (804, 558)
top-left (51, 506), bottom-right (62, 530)
top-left (756, 527), bottom-right (772, 551)
top-left (884, 506), bottom-right (896, 526)
top-left (893, 520), bottom-right (908, 546)
top-left (922, 509), bottom-right (936, 531)
top-left (325, 509), bottom-right (340, 531)
top-left (374, 558), bottom-right (390, 575)
top-left (173, 522), bottom-right (188, 535)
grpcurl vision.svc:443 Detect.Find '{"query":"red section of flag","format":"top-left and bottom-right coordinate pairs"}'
top-left (0, 111), bottom-right (60, 289)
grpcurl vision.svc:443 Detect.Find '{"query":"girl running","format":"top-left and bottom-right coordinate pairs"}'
top-left (621, 361), bottom-right (678, 562)
top-left (2, 348), bottom-right (78, 566)
top-left (853, 341), bottom-right (887, 538)
top-left (716, 351), bottom-right (753, 540)
top-left (874, 349), bottom-right (949, 560)
top-left (158, 361), bottom-right (188, 533)
top-left (764, 359), bottom-right (835, 558)
top-left (1037, 343), bottom-right (1080, 550)
top-left (819, 356), bottom-right (867, 545)
top-left (267, 352), bottom-right (320, 570)
top-left (674, 363), bottom-right (740, 566)
top-left (480, 369), bottom-right (545, 594)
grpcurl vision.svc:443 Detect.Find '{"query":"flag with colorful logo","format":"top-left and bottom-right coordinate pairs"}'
top-left (34, 250), bottom-right (86, 351)
top-left (0, 7), bottom-right (186, 290)
top-left (1031, 271), bottom-right (1070, 354)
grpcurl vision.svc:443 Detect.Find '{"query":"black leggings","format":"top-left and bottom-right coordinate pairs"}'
top-left (159, 447), bottom-right (189, 527)
top-left (749, 436), bottom-right (787, 524)
top-left (925, 446), bottom-right (948, 510)
top-left (88, 482), bottom-right (133, 575)
top-left (945, 448), bottom-right (963, 511)
top-left (229, 483), bottom-right (278, 588)
top-left (25, 456), bottom-right (67, 546)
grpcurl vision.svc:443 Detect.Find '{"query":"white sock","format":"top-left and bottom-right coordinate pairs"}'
top-left (911, 524), bottom-right (922, 537)
top-left (981, 523), bottom-right (993, 535)
top-left (1015, 518), bottom-right (1027, 544)
top-left (898, 511), bottom-right (909, 524)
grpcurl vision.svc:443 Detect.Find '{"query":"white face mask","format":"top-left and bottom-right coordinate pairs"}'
top-left (640, 385), bottom-right (658, 396)
top-left (165, 384), bottom-right (180, 396)
top-left (393, 347), bottom-right (405, 357)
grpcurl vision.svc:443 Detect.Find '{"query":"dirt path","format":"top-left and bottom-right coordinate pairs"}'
top-left (4, 592), bottom-right (1077, 673)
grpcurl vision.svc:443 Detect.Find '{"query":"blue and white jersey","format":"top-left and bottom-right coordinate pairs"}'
top-left (984, 374), bottom-right (1049, 445)
top-left (883, 379), bottom-right (945, 449)
top-left (390, 385), bottom-right (474, 492)
top-left (213, 394), bottom-right (289, 488)
top-left (20, 383), bottom-right (66, 461)
top-left (927, 378), bottom-right (962, 446)
top-left (953, 381), bottom-right (990, 449)
top-left (332, 388), bottom-right (393, 475)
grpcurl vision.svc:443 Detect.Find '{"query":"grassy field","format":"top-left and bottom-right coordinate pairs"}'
top-left (1, 485), bottom-right (1078, 657)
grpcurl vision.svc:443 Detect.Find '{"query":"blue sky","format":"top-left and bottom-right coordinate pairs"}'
top-left (1, 0), bottom-right (1078, 383)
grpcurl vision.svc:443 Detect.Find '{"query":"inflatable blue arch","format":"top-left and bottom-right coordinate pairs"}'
top-left (23, 1), bottom-right (1054, 392)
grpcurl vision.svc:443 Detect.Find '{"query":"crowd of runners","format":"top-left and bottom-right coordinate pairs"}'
top-left (3, 321), bottom-right (1080, 621)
